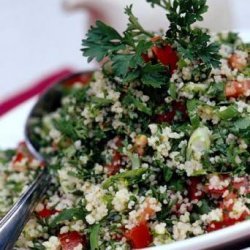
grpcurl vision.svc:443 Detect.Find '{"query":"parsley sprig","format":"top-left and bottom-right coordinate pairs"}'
top-left (146, 0), bottom-right (171, 9)
top-left (82, 5), bottom-right (169, 88)
top-left (147, 0), bottom-right (221, 77)
top-left (82, 21), bottom-right (125, 63)
top-left (124, 6), bottom-right (153, 38)
top-left (82, 0), bottom-right (221, 87)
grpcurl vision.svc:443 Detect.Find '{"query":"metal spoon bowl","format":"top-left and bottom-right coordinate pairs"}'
top-left (0, 72), bottom-right (92, 249)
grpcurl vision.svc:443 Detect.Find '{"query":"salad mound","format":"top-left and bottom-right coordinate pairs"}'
top-left (0, 0), bottom-right (250, 249)
top-left (0, 143), bottom-right (42, 218)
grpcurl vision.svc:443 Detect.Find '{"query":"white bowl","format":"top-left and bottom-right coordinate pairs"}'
top-left (149, 220), bottom-right (250, 250)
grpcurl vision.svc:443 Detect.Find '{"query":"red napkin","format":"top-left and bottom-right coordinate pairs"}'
top-left (0, 68), bottom-right (74, 117)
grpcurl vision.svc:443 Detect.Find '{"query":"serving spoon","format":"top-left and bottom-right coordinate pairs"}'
top-left (0, 72), bottom-right (92, 250)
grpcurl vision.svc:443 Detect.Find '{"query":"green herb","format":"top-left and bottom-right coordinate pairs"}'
top-left (72, 87), bottom-right (88, 103)
top-left (234, 117), bottom-right (250, 130)
top-left (82, 0), bottom-right (220, 88)
top-left (163, 166), bottom-right (173, 182)
top-left (6, 181), bottom-right (24, 193)
top-left (206, 82), bottom-right (226, 100)
top-left (165, 0), bottom-right (220, 67)
top-left (182, 83), bottom-right (208, 94)
top-left (168, 82), bottom-right (177, 99)
top-left (127, 152), bottom-right (141, 169)
top-left (82, 16), bottom-right (168, 87)
top-left (91, 97), bottom-right (114, 107)
top-left (146, 0), bottom-right (171, 9)
top-left (198, 200), bottom-right (211, 214)
top-left (123, 92), bottom-right (152, 115)
top-left (30, 243), bottom-right (46, 250)
top-left (147, 0), bottom-right (221, 76)
top-left (232, 117), bottom-right (250, 138)
top-left (50, 208), bottom-right (85, 228)
top-left (242, 65), bottom-right (250, 77)
top-left (140, 64), bottom-right (168, 88)
top-left (217, 106), bottom-right (239, 120)
top-left (82, 6), bottom-right (170, 87)
top-left (186, 99), bottom-right (200, 128)
top-left (82, 21), bottom-right (124, 63)
top-left (124, 5), bottom-right (153, 37)
top-left (0, 150), bottom-right (15, 164)
top-left (169, 179), bottom-right (185, 192)
top-left (55, 119), bottom-right (77, 140)
top-left (102, 168), bottom-right (147, 189)
top-left (90, 224), bottom-right (100, 250)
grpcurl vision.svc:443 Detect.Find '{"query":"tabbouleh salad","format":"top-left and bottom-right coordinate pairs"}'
top-left (1, 0), bottom-right (250, 249)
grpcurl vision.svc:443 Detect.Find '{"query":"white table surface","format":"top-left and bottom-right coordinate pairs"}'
top-left (0, 0), bottom-right (92, 103)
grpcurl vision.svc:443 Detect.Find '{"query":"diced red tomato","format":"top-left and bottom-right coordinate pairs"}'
top-left (125, 223), bottom-right (152, 249)
top-left (207, 187), bottom-right (227, 196)
top-left (223, 211), bottom-right (249, 226)
top-left (152, 45), bottom-right (179, 74)
top-left (111, 226), bottom-right (125, 241)
top-left (12, 143), bottom-right (31, 171)
top-left (220, 192), bottom-right (237, 211)
top-left (207, 211), bottom-right (249, 232)
top-left (172, 101), bottom-right (189, 120)
top-left (16, 142), bottom-right (32, 159)
top-left (232, 178), bottom-right (250, 194)
top-left (63, 73), bottom-right (92, 87)
top-left (13, 142), bottom-right (33, 162)
top-left (106, 137), bottom-right (124, 176)
top-left (228, 54), bottom-right (247, 71)
top-left (138, 204), bottom-right (156, 223)
top-left (37, 208), bottom-right (58, 218)
top-left (112, 233), bottom-right (123, 241)
top-left (113, 136), bottom-right (123, 148)
top-left (225, 80), bottom-right (250, 98)
top-left (206, 220), bottom-right (224, 232)
top-left (155, 110), bottom-right (175, 123)
top-left (106, 151), bottom-right (122, 176)
top-left (40, 161), bottom-right (46, 168)
top-left (59, 231), bottom-right (87, 250)
top-left (188, 177), bottom-right (205, 201)
top-left (172, 202), bottom-right (193, 216)
top-left (141, 53), bottom-right (151, 63)
top-left (136, 197), bottom-right (159, 223)
top-left (208, 189), bottom-right (250, 233)
top-left (206, 174), bottom-right (231, 197)
top-left (172, 101), bottom-right (186, 112)
top-left (13, 152), bottom-right (24, 164)
top-left (155, 101), bottom-right (188, 124)
top-left (12, 142), bottom-right (44, 171)
top-left (223, 191), bottom-right (237, 201)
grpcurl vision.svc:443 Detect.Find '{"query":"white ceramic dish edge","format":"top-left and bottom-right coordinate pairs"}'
top-left (148, 220), bottom-right (250, 250)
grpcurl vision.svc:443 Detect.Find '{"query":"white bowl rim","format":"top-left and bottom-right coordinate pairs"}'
top-left (147, 220), bottom-right (250, 250)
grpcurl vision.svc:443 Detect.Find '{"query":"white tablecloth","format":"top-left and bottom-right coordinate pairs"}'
top-left (0, 0), bottom-right (92, 103)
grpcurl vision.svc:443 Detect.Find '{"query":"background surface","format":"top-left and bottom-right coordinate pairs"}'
top-left (0, 0), bottom-right (91, 103)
